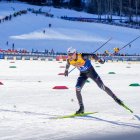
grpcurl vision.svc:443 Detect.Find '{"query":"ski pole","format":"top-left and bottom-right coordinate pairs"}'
top-left (68, 37), bottom-right (112, 74)
top-left (119, 35), bottom-right (140, 52)
top-left (93, 37), bottom-right (112, 53)
top-left (120, 102), bottom-right (140, 121)
top-left (116, 35), bottom-right (140, 53)
top-left (68, 67), bottom-right (76, 74)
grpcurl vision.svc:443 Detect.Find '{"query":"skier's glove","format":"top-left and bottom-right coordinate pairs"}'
top-left (64, 70), bottom-right (68, 77)
top-left (98, 58), bottom-right (105, 64)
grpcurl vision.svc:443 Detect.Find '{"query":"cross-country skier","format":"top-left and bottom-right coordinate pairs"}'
top-left (64, 47), bottom-right (124, 114)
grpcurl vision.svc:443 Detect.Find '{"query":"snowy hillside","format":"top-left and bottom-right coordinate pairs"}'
top-left (0, 1), bottom-right (140, 54)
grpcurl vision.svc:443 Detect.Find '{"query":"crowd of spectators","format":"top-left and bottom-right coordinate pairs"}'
top-left (0, 48), bottom-right (56, 56)
top-left (61, 16), bottom-right (140, 30)
top-left (27, 8), bottom-right (54, 18)
top-left (0, 10), bottom-right (27, 24)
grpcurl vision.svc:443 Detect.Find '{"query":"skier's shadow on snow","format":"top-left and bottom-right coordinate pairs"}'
top-left (0, 109), bottom-right (58, 117)
top-left (1, 108), bottom-right (140, 129)
top-left (76, 115), bottom-right (140, 129)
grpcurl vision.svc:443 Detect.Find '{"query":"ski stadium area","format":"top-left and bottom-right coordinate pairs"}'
top-left (0, 1), bottom-right (140, 140)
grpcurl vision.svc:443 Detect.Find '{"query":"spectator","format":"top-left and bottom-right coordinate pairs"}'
top-left (6, 41), bottom-right (8, 46)
top-left (12, 43), bottom-right (15, 51)
top-left (51, 48), bottom-right (55, 55)
top-left (49, 23), bottom-right (51, 28)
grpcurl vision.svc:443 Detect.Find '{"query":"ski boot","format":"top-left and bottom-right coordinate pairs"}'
top-left (75, 106), bottom-right (84, 114)
top-left (114, 97), bottom-right (123, 105)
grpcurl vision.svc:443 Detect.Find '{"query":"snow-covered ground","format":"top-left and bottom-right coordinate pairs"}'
top-left (0, 1), bottom-right (140, 54)
top-left (0, 59), bottom-right (140, 140)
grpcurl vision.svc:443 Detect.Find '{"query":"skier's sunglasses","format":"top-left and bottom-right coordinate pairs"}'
top-left (68, 53), bottom-right (74, 56)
